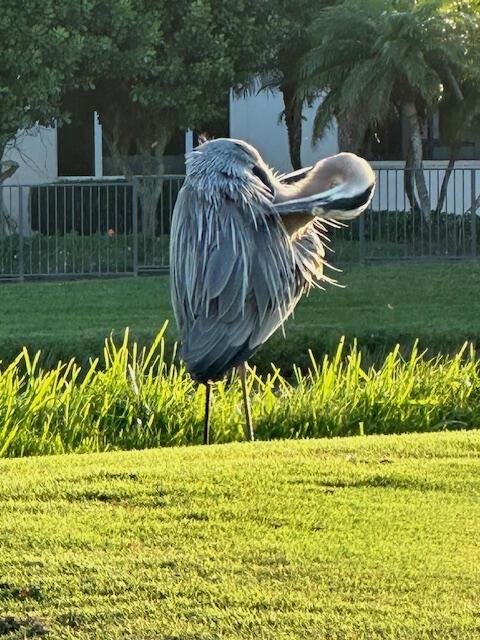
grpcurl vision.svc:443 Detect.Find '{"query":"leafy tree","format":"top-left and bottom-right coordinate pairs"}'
top-left (0, 1), bottom-right (83, 183)
top-left (301, 0), bottom-right (480, 219)
top-left (63, 0), bottom-right (278, 226)
top-left (66, 0), bottom-right (277, 173)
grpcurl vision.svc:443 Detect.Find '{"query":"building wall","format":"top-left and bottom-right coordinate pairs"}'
top-left (2, 126), bottom-right (58, 186)
top-left (1, 127), bottom-right (58, 230)
top-left (371, 162), bottom-right (480, 215)
top-left (230, 90), bottom-right (338, 173)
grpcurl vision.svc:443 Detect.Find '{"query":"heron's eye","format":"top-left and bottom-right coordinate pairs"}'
top-left (252, 165), bottom-right (273, 195)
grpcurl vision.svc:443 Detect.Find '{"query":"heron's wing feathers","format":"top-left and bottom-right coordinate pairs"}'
top-left (274, 184), bottom-right (375, 221)
top-left (170, 184), bottom-right (297, 382)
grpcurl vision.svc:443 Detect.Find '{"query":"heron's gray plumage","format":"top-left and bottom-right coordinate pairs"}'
top-left (170, 138), bottom-right (375, 383)
top-left (171, 180), bottom-right (299, 383)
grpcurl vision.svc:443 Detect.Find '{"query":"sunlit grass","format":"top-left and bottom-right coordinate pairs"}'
top-left (1, 261), bottom-right (480, 371)
top-left (0, 325), bottom-right (478, 457)
top-left (0, 432), bottom-right (479, 639)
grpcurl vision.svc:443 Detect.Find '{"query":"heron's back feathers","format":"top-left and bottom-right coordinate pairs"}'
top-left (171, 184), bottom-right (302, 383)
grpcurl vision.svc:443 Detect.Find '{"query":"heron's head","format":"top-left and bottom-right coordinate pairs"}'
top-left (186, 138), bottom-right (276, 201)
top-left (275, 152), bottom-right (376, 223)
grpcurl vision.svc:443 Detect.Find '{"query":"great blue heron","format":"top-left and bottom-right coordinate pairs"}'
top-left (170, 138), bottom-right (375, 444)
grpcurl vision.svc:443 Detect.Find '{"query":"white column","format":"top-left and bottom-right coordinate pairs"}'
top-left (185, 129), bottom-right (194, 154)
top-left (94, 111), bottom-right (103, 178)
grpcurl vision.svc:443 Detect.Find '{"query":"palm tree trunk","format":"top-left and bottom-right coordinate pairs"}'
top-left (337, 110), bottom-right (369, 154)
top-left (280, 83), bottom-right (303, 170)
top-left (402, 101), bottom-right (431, 222)
top-left (435, 149), bottom-right (457, 216)
top-left (404, 144), bottom-right (421, 216)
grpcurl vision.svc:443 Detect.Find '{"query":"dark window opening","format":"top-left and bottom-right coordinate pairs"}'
top-left (365, 116), bottom-right (404, 161)
top-left (57, 110), bottom-right (94, 176)
top-left (424, 109), bottom-right (480, 160)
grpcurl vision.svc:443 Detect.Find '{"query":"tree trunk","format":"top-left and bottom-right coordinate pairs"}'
top-left (336, 110), bottom-right (369, 154)
top-left (136, 137), bottom-right (169, 236)
top-left (280, 83), bottom-right (303, 170)
top-left (102, 117), bottom-right (172, 236)
top-left (465, 192), bottom-right (480, 217)
top-left (402, 101), bottom-right (431, 222)
top-left (435, 149), bottom-right (457, 216)
top-left (404, 144), bottom-right (421, 216)
top-left (0, 161), bottom-right (18, 184)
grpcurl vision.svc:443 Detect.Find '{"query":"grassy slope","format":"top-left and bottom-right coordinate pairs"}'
top-left (1, 431), bottom-right (479, 639)
top-left (0, 261), bottom-right (480, 367)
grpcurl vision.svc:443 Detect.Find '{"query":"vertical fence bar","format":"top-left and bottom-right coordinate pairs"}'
top-left (89, 185), bottom-right (93, 275)
top-left (471, 169), bottom-right (477, 258)
top-left (123, 185), bottom-right (127, 273)
top-left (0, 187), bottom-right (5, 275)
top-left (132, 178), bottom-right (139, 276)
top-left (71, 185), bottom-right (75, 274)
top-left (37, 186), bottom-right (41, 275)
top-left (97, 185), bottom-right (101, 273)
top-left (46, 187), bottom-right (50, 275)
top-left (359, 204), bottom-right (365, 264)
top-left (81, 186), bottom-right (85, 275)
top-left (114, 185), bottom-right (118, 273)
top-left (63, 187), bottom-right (67, 274)
top-left (18, 187), bottom-right (24, 281)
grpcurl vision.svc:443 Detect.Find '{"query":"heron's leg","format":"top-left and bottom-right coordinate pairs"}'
top-left (239, 362), bottom-right (254, 442)
top-left (204, 382), bottom-right (212, 445)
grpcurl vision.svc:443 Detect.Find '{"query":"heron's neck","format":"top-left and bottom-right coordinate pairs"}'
top-left (274, 181), bottom-right (304, 203)
top-left (275, 167), bottom-right (331, 239)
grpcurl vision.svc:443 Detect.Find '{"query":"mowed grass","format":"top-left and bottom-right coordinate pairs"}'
top-left (0, 431), bottom-right (479, 639)
top-left (1, 261), bottom-right (480, 369)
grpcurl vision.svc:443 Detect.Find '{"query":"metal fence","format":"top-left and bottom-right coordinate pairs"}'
top-left (333, 166), bottom-right (480, 262)
top-left (0, 177), bottom-right (184, 280)
top-left (0, 167), bottom-right (479, 280)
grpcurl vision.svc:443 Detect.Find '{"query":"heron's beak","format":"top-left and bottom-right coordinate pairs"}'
top-left (273, 183), bottom-right (375, 220)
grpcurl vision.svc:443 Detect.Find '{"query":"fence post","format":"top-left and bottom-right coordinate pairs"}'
top-left (132, 177), bottom-right (139, 276)
top-left (471, 170), bottom-right (477, 259)
top-left (359, 212), bottom-right (365, 265)
top-left (18, 187), bottom-right (24, 281)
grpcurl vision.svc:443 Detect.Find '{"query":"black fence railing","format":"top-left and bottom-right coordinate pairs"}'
top-left (0, 167), bottom-right (478, 280)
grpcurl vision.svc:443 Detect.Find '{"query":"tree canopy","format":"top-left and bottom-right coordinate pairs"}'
top-left (65, 0), bottom-right (279, 174)
top-left (2, 0), bottom-right (480, 187)
top-left (0, 1), bottom-right (84, 178)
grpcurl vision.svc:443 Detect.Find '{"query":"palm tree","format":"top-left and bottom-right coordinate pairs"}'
top-left (301, 0), bottom-right (479, 220)
top-left (434, 83), bottom-right (480, 214)
top-left (238, 1), bottom-right (337, 170)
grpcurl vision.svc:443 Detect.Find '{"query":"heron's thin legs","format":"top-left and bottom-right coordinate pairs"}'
top-left (204, 382), bottom-right (212, 445)
top-left (239, 362), bottom-right (254, 442)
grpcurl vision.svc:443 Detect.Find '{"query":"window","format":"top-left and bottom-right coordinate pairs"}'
top-left (57, 108), bottom-right (94, 176)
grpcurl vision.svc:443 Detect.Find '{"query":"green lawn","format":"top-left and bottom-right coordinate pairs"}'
top-left (0, 431), bottom-right (479, 639)
top-left (1, 261), bottom-right (480, 369)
